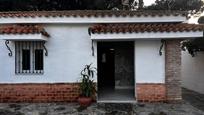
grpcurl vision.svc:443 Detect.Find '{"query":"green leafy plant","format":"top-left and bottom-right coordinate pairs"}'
top-left (79, 63), bottom-right (96, 97)
top-left (181, 39), bottom-right (204, 57)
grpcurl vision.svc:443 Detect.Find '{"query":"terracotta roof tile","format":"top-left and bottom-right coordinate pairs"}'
top-left (0, 25), bottom-right (50, 37)
top-left (0, 10), bottom-right (187, 18)
top-left (89, 23), bottom-right (204, 34)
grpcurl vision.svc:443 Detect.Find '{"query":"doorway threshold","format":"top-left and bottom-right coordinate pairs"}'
top-left (97, 89), bottom-right (136, 103)
top-left (97, 100), bottom-right (137, 103)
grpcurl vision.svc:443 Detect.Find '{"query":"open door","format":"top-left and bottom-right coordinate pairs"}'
top-left (97, 41), bottom-right (135, 103)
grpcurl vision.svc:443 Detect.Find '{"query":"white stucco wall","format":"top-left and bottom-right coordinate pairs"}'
top-left (135, 40), bottom-right (165, 83)
top-left (0, 24), bottom-right (166, 84)
top-left (182, 51), bottom-right (204, 94)
top-left (0, 24), bottom-right (97, 83)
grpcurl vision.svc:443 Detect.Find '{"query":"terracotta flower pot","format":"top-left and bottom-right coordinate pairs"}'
top-left (78, 97), bottom-right (92, 107)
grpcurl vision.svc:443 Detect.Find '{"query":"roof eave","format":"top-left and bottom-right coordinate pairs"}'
top-left (0, 33), bottom-right (48, 41)
top-left (0, 10), bottom-right (187, 24)
top-left (0, 15), bottom-right (186, 24)
top-left (91, 31), bottom-right (203, 40)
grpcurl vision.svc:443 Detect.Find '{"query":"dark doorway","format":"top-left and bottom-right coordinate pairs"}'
top-left (98, 43), bottom-right (115, 90)
top-left (97, 41), bottom-right (135, 102)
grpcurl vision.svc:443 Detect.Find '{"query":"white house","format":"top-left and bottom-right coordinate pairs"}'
top-left (0, 10), bottom-right (203, 103)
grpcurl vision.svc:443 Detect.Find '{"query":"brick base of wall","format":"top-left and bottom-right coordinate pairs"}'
top-left (0, 83), bottom-right (80, 103)
top-left (0, 83), bottom-right (168, 103)
top-left (136, 83), bottom-right (166, 103)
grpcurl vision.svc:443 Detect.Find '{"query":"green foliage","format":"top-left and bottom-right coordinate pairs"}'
top-left (79, 63), bottom-right (96, 97)
top-left (198, 16), bottom-right (204, 24)
top-left (146, 0), bottom-right (204, 12)
top-left (0, 0), bottom-right (123, 11)
top-left (181, 38), bottom-right (204, 57)
top-left (0, 0), bottom-right (145, 11)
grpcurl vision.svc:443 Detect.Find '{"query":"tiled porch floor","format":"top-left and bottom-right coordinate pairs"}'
top-left (97, 88), bottom-right (136, 103)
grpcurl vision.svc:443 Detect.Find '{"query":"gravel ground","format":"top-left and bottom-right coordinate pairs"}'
top-left (0, 88), bottom-right (203, 115)
top-left (0, 102), bottom-right (203, 115)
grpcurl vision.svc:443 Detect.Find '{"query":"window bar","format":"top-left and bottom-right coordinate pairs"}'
top-left (19, 42), bottom-right (22, 74)
top-left (22, 41), bottom-right (27, 73)
top-left (16, 42), bottom-right (18, 73)
top-left (28, 41), bottom-right (30, 73)
top-left (29, 42), bottom-right (33, 73)
top-left (21, 41), bottom-right (23, 74)
top-left (31, 42), bottom-right (33, 74)
top-left (35, 42), bottom-right (39, 73)
top-left (29, 42), bottom-right (31, 73)
top-left (25, 42), bottom-right (28, 73)
top-left (26, 41), bottom-right (31, 73)
top-left (28, 42), bottom-right (32, 73)
top-left (40, 42), bottom-right (41, 73)
top-left (24, 41), bottom-right (27, 74)
top-left (21, 42), bottom-right (24, 73)
top-left (16, 42), bottom-right (19, 74)
top-left (34, 42), bottom-right (38, 73)
top-left (38, 42), bottom-right (39, 73)
top-left (15, 42), bottom-right (17, 74)
top-left (26, 41), bottom-right (28, 73)
top-left (18, 42), bottom-right (20, 74)
top-left (15, 42), bottom-right (18, 73)
top-left (41, 42), bottom-right (44, 73)
top-left (41, 42), bottom-right (43, 74)
top-left (25, 42), bottom-right (27, 73)
top-left (36, 41), bottom-right (38, 74)
top-left (38, 42), bottom-right (41, 74)
top-left (39, 42), bottom-right (41, 73)
top-left (30, 41), bottom-right (32, 74)
top-left (32, 41), bottom-right (35, 74)
top-left (40, 42), bottom-right (44, 73)
top-left (24, 41), bottom-right (29, 73)
top-left (18, 42), bottom-right (20, 73)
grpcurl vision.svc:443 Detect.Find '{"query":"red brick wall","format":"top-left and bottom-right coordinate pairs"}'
top-left (136, 83), bottom-right (166, 103)
top-left (0, 83), bottom-right (80, 103)
top-left (165, 40), bottom-right (182, 102)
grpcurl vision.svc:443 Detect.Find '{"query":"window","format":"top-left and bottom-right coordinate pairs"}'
top-left (22, 49), bottom-right (30, 70)
top-left (15, 41), bottom-right (44, 74)
top-left (35, 49), bottom-right (43, 70)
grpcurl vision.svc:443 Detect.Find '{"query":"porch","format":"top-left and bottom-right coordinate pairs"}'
top-left (89, 23), bottom-right (203, 103)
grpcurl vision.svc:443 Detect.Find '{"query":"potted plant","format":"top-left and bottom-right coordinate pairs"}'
top-left (78, 63), bottom-right (96, 107)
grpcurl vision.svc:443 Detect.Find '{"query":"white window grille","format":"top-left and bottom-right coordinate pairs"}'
top-left (15, 41), bottom-right (44, 74)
